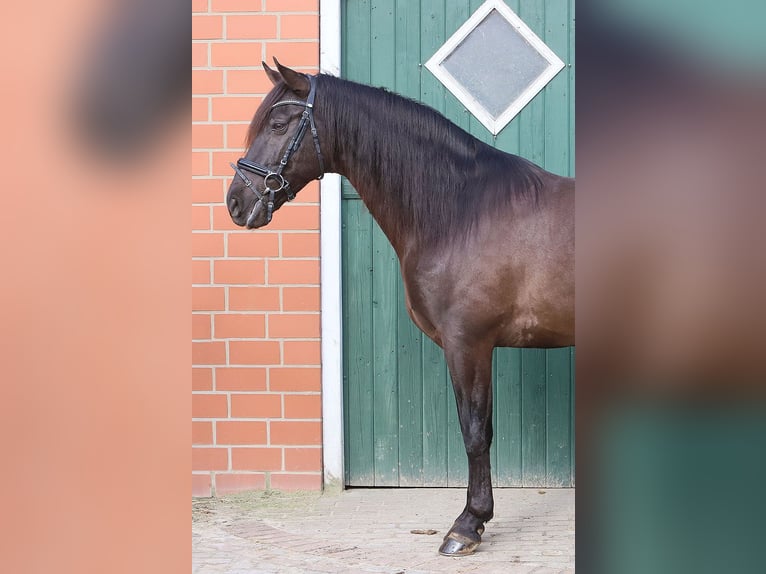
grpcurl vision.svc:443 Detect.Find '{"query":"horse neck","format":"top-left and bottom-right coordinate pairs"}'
top-left (318, 82), bottom-right (422, 255)
top-left (314, 77), bottom-right (549, 260)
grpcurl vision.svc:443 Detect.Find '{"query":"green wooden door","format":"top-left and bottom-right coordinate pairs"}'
top-left (341, 0), bottom-right (575, 487)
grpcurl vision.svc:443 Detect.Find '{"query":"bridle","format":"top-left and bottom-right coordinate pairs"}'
top-left (230, 74), bottom-right (325, 226)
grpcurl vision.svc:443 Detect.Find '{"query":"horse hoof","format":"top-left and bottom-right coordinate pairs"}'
top-left (438, 532), bottom-right (480, 556)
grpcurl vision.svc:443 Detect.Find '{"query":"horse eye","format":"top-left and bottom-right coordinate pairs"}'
top-left (271, 122), bottom-right (287, 132)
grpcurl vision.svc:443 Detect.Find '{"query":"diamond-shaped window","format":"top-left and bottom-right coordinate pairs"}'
top-left (425, 0), bottom-right (565, 135)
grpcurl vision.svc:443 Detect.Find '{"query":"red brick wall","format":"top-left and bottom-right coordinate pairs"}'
top-left (192, 0), bottom-right (322, 496)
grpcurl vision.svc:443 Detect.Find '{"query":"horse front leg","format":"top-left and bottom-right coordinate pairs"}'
top-left (439, 344), bottom-right (494, 556)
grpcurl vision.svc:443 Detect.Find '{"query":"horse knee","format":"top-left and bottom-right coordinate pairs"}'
top-left (463, 425), bottom-right (493, 458)
top-left (465, 440), bottom-right (490, 459)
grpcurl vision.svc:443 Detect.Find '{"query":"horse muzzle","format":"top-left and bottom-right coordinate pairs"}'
top-left (245, 198), bottom-right (265, 228)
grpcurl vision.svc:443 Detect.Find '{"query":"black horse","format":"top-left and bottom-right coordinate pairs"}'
top-left (227, 60), bottom-right (574, 556)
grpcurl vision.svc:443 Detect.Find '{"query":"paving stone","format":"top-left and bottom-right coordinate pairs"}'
top-left (193, 488), bottom-right (574, 573)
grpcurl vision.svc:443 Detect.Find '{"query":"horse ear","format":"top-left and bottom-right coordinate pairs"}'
top-left (273, 58), bottom-right (310, 98)
top-left (262, 61), bottom-right (282, 86)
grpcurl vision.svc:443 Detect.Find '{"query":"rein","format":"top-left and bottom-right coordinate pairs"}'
top-left (230, 74), bottom-right (325, 226)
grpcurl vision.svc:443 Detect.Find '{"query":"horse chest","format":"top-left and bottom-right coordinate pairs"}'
top-left (400, 261), bottom-right (505, 349)
top-left (402, 284), bottom-right (443, 347)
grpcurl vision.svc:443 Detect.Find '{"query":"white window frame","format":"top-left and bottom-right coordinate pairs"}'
top-left (424, 0), bottom-right (565, 135)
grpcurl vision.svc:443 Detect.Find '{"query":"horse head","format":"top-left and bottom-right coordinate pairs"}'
top-left (226, 60), bottom-right (325, 229)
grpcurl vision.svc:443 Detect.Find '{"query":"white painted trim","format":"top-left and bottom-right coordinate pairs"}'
top-left (424, 0), bottom-right (565, 135)
top-left (319, 0), bottom-right (344, 490)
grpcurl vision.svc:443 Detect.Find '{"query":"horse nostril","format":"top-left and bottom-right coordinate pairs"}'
top-left (229, 195), bottom-right (241, 218)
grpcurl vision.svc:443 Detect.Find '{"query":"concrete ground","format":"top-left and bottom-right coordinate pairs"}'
top-left (192, 488), bottom-right (574, 573)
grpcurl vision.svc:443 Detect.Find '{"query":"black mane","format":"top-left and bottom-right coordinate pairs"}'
top-left (315, 74), bottom-right (546, 245)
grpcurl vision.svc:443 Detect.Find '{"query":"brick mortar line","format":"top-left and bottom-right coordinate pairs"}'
top-left (192, 364), bottom-right (283, 368)
top-left (192, 246), bottom-right (321, 251)
top-left (193, 231), bottom-right (320, 235)
top-left (198, 274), bottom-right (319, 278)
top-left (197, 64), bottom-right (317, 68)
top-left (219, 422), bottom-right (322, 428)
top-left (190, 173), bottom-right (232, 178)
top-left (218, 470), bottom-right (321, 473)
top-left (226, 232), bottom-right (322, 237)
top-left (192, 230), bottom-right (321, 234)
top-left (192, 362), bottom-right (321, 369)
top-left (192, 304), bottom-right (322, 308)
top-left (193, 257), bottom-right (321, 263)
top-left (192, 314), bottom-right (322, 318)
top-left (251, 310), bottom-right (321, 314)
top-left (191, 147), bottom-right (276, 152)
top-left (192, 310), bottom-right (322, 316)
top-left (208, 470), bottom-right (321, 475)
top-left (223, 298), bottom-right (230, 365)
top-left (197, 282), bottom-right (323, 287)
top-left (191, 306), bottom-right (291, 312)
top-left (196, 66), bottom-right (319, 72)
top-left (193, 391), bottom-right (321, 395)
top-left (195, 38), bottom-right (318, 44)
top-left (194, 94), bottom-right (266, 98)
top-left (191, 123), bottom-right (251, 127)
top-left (192, 118), bottom-right (262, 125)
top-left (193, 343), bottom-right (321, 349)
top-left (207, 12), bottom-right (319, 16)
top-left (193, 337), bottom-right (321, 342)
top-left (222, 76), bottom-right (229, 148)
top-left (267, 283), bottom-right (321, 287)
